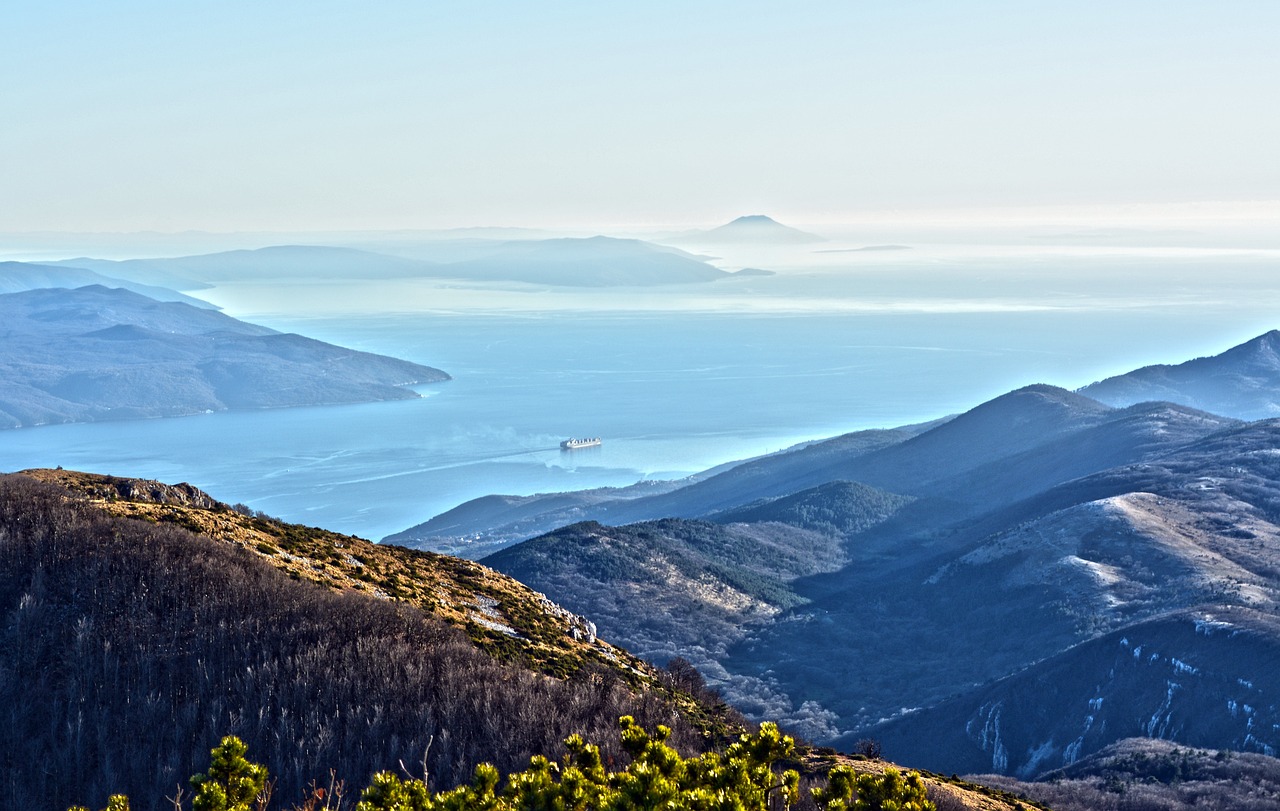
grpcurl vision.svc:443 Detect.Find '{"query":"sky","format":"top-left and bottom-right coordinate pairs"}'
top-left (2, 1), bottom-right (1278, 232)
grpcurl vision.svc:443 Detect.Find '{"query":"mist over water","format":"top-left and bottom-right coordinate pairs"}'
top-left (1, 240), bottom-right (1277, 540)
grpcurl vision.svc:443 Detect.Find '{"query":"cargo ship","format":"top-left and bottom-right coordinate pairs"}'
top-left (560, 437), bottom-right (602, 450)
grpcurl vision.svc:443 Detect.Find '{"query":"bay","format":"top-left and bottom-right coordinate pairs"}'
top-left (1, 244), bottom-right (1277, 542)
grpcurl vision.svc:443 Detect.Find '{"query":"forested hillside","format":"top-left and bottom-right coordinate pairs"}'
top-left (0, 473), bottom-right (705, 810)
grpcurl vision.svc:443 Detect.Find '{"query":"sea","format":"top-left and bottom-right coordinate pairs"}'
top-left (2, 238), bottom-right (1278, 542)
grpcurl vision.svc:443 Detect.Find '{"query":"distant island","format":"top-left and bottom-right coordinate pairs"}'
top-left (0, 285), bottom-right (449, 429)
top-left (671, 214), bottom-right (825, 245)
top-left (438, 236), bottom-right (733, 286)
top-left (57, 236), bottom-right (740, 288)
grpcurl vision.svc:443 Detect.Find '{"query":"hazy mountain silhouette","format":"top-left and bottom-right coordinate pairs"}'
top-left (0, 261), bottom-right (215, 308)
top-left (674, 215), bottom-right (825, 245)
top-left (444, 236), bottom-right (732, 285)
top-left (45, 256), bottom-right (213, 291)
top-left (1081, 329), bottom-right (1280, 419)
top-left (70, 245), bottom-right (428, 282)
top-left (58, 238), bottom-right (735, 287)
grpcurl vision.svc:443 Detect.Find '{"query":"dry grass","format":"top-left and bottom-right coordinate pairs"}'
top-left (21, 468), bottom-right (647, 682)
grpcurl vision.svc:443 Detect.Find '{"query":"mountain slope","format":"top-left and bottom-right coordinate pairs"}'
top-left (838, 385), bottom-right (1114, 496)
top-left (864, 607), bottom-right (1280, 777)
top-left (0, 470), bottom-right (715, 810)
top-left (439, 396), bottom-right (1271, 770)
top-left (724, 415), bottom-right (1273, 732)
top-left (977, 737), bottom-right (1280, 811)
top-left (919, 400), bottom-right (1238, 507)
top-left (482, 517), bottom-right (849, 740)
top-left (386, 333), bottom-right (1280, 777)
top-left (3, 469), bottom-right (1032, 811)
top-left (708, 480), bottom-right (915, 537)
top-left (728, 418), bottom-right (1280, 764)
top-left (482, 518), bottom-right (846, 661)
top-left (1081, 329), bottom-right (1280, 419)
top-left (0, 286), bottom-right (448, 428)
top-left (19, 468), bottom-right (655, 682)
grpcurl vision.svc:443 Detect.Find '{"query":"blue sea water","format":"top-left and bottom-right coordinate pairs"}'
top-left (1, 244), bottom-right (1277, 541)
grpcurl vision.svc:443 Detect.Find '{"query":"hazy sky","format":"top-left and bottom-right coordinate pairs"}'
top-left (3, 1), bottom-right (1278, 232)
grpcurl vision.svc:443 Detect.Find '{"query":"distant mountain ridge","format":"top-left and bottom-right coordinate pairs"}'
top-left (54, 237), bottom-right (738, 287)
top-left (389, 329), bottom-right (1280, 776)
top-left (443, 236), bottom-right (731, 285)
top-left (392, 385), bottom-right (1223, 555)
top-left (1080, 329), bottom-right (1280, 419)
top-left (0, 286), bottom-right (448, 428)
top-left (387, 427), bottom-right (921, 554)
top-left (0, 260), bottom-right (215, 308)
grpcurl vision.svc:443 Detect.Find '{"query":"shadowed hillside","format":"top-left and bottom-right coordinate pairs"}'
top-left (976, 737), bottom-right (1280, 810)
top-left (864, 608), bottom-right (1280, 776)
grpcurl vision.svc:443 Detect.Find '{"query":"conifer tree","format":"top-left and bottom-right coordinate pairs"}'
top-left (68, 721), bottom-right (936, 811)
top-left (190, 736), bottom-right (270, 811)
top-left (811, 765), bottom-right (934, 810)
